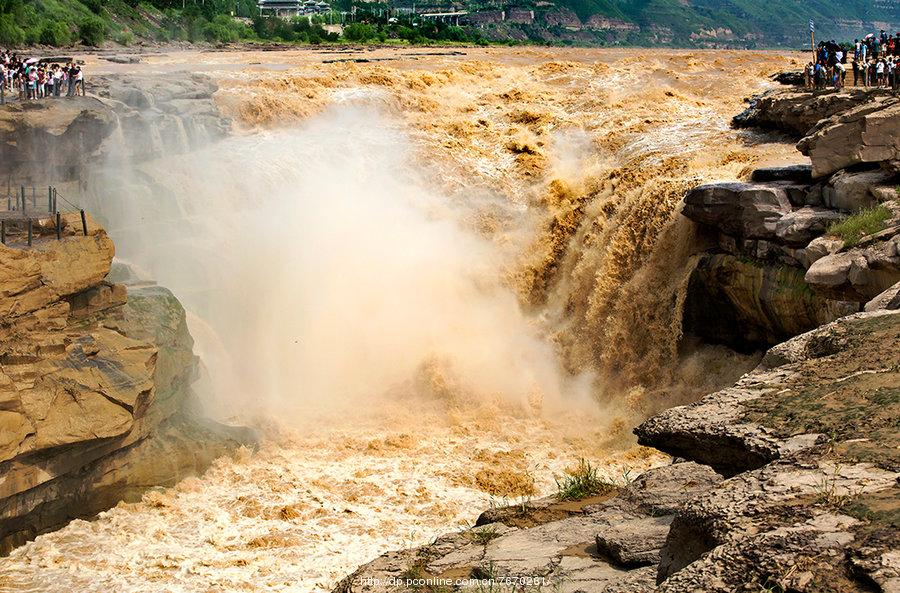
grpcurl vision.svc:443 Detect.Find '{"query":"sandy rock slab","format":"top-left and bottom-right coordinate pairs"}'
top-left (333, 463), bottom-right (721, 593)
top-left (799, 96), bottom-right (900, 178)
top-left (639, 310), bottom-right (900, 592)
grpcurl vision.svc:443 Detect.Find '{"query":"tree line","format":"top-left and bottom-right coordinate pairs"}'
top-left (0, 0), bottom-right (486, 47)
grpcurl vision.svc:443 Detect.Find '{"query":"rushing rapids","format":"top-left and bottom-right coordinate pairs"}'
top-left (0, 47), bottom-right (803, 592)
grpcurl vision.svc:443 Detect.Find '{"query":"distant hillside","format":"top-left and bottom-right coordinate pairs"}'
top-left (1, 0), bottom-right (899, 48)
top-left (473, 0), bottom-right (900, 47)
top-left (584, 0), bottom-right (900, 45)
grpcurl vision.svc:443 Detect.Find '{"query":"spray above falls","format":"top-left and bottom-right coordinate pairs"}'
top-left (81, 102), bottom-right (595, 423)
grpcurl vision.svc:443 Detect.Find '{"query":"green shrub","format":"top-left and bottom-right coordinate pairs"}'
top-left (113, 29), bottom-right (135, 46)
top-left (39, 20), bottom-right (71, 46)
top-left (79, 16), bottom-right (106, 46)
top-left (0, 13), bottom-right (25, 45)
top-left (185, 16), bottom-right (208, 42)
top-left (438, 26), bottom-right (467, 42)
top-left (82, 0), bottom-right (104, 15)
top-left (827, 206), bottom-right (892, 247)
top-left (342, 22), bottom-right (376, 42)
top-left (465, 525), bottom-right (501, 546)
top-left (204, 14), bottom-right (252, 42)
top-left (204, 22), bottom-right (237, 43)
top-left (555, 459), bottom-right (616, 501)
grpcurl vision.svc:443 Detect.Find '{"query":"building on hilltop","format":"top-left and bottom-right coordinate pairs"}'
top-left (258, 0), bottom-right (302, 16)
top-left (258, 0), bottom-right (331, 16)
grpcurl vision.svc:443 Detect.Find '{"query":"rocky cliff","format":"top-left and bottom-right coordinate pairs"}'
top-left (330, 306), bottom-right (899, 593)
top-left (681, 87), bottom-right (900, 352)
top-left (0, 75), bottom-right (243, 553)
top-left (0, 215), bottom-right (245, 553)
top-left (0, 74), bottom-right (228, 185)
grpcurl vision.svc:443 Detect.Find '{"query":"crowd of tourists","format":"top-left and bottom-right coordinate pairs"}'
top-left (806, 30), bottom-right (900, 90)
top-left (0, 50), bottom-right (85, 104)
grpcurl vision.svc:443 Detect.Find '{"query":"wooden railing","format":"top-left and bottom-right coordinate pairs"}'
top-left (0, 186), bottom-right (87, 247)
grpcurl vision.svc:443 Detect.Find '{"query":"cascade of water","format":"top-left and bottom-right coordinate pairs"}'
top-left (79, 101), bottom-right (595, 423)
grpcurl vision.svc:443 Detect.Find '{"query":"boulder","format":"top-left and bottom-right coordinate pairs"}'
top-left (805, 235), bottom-right (900, 301)
top-left (771, 71), bottom-right (805, 86)
top-left (872, 185), bottom-right (900, 203)
top-left (798, 97), bottom-right (900, 178)
top-left (594, 511), bottom-right (673, 567)
top-left (822, 168), bottom-right (898, 212)
top-left (801, 235), bottom-right (844, 268)
top-left (682, 183), bottom-right (792, 240)
top-left (774, 206), bottom-right (845, 245)
top-left (749, 164), bottom-right (812, 184)
top-left (732, 88), bottom-right (887, 137)
top-left (611, 462), bottom-right (723, 516)
top-left (864, 280), bottom-right (900, 311)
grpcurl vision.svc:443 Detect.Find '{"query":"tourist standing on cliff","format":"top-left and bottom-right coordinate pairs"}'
top-left (65, 62), bottom-right (76, 97)
top-left (876, 59), bottom-right (886, 86)
top-left (73, 65), bottom-right (84, 96)
top-left (52, 65), bottom-right (63, 97)
top-left (0, 51), bottom-right (86, 103)
top-left (833, 60), bottom-right (846, 88)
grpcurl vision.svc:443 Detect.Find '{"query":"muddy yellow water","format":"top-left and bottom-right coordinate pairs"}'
top-left (0, 47), bottom-right (805, 593)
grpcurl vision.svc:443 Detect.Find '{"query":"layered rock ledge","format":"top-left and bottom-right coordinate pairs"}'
top-left (0, 73), bottom-right (246, 553)
top-left (0, 216), bottom-right (246, 553)
top-left (0, 73), bottom-right (229, 185)
top-left (681, 87), bottom-right (900, 352)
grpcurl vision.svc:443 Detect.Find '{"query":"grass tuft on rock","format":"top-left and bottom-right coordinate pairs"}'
top-left (466, 525), bottom-right (502, 546)
top-left (555, 459), bottom-right (616, 501)
top-left (827, 205), bottom-right (891, 247)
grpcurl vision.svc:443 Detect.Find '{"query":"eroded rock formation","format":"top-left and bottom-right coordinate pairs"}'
top-left (0, 74), bottom-right (229, 185)
top-left (682, 87), bottom-right (900, 351)
top-left (639, 311), bottom-right (900, 592)
top-left (0, 216), bottom-right (245, 553)
top-left (0, 73), bottom-right (243, 553)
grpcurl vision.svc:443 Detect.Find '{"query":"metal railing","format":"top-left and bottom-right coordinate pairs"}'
top-left (0, 186), bottom-right (87, 247)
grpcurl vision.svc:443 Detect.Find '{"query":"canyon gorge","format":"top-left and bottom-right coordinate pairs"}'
top-left (0, 46), bottom-right (896, 593)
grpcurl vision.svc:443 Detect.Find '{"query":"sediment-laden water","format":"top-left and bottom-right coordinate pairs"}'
top-left (0, 47), bottom-right (802, 593)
